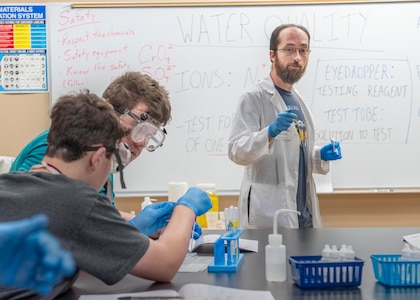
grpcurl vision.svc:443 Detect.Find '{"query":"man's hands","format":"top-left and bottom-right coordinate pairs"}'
top-left (268, 109), bottom-right (297, 138)
top-left (321, 140), bottom-right (342, 161)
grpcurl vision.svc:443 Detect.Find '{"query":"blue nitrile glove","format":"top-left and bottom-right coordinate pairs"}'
top-left (192, 222), bottom-right (202, 240)
top-left (0, 215), bottom-right (75, 295)
top-left (321, 140), bottom-right (342, 161)
top-left (268, 109), bottom-right (298, 138)
top-left (129, 201), bottom-right (175, 236)
top-left (176, 187), bottom-right (212, 217)
top-left (18, 230), bottom-right (76, 295)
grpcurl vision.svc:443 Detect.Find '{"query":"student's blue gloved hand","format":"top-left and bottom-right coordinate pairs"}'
top-left (0, 215), bottom-right (76, 295)
top-left (18, 230), bottom-right (76, 295)
top-left (129, 202), bottom-right (175, 236)
top-left (176, 187), bottom-right (212, 217)
top-left (268, 109), bottom-right (298, 138)
top-left (321, 140), bottom-right (342, 161)
top-left (192, 222), bottom-right (202, 240)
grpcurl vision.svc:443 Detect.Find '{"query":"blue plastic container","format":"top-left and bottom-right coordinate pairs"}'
top-left (208, 228), bottom-right (245, 272)
top-left (371, 254), bottom-right (420, 286)
top-left (289, 255), bottom-right (364, 289)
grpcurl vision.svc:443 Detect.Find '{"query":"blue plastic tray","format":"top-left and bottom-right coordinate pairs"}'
top-left (289, 255), bottom-right (364, 289)
top-left (371, 254), bottom-right (420, 286)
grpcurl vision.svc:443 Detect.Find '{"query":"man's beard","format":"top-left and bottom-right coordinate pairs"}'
top-left (274, 60), bottom-right (306, 85)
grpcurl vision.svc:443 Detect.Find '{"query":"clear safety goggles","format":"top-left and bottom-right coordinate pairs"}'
top-left (121, 109), bottom-right (167, 152)
top-left (84, 142), bottom-right (131, 189)
top-left (110, 142), bottom-right (131, 173)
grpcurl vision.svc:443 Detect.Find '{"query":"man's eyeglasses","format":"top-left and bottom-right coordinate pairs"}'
top-left (83, 142), bottom-right (131, 189)
top-left (121, 109), bottom-right (167, 152)
top-left (275, 47), bottom-right (311, 57)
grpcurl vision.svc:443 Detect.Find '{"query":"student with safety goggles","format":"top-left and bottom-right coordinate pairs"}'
top-left (117, 108), bottom-right (167, 153)
top-left (9, 72), bottom-right (202, 240)
top-left (0, 92), bottom-right (212, 298)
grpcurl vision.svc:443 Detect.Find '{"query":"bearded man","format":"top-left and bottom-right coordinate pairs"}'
top-left (228, 24), bottom-right (342, 229)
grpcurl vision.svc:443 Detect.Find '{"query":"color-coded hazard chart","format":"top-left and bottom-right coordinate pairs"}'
top-left (0, 5), bottom-right (48, 92)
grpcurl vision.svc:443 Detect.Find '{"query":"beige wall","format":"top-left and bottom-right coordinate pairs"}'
top-left (1, 94), bottom-right (50, 156)
top-left (3, 0), bottom-right (420, 228)
top-left (115, 190), bottom-right (420, 228)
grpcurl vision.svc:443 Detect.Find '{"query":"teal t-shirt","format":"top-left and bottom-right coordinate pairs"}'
top-left (10, 129), bottom-right (50, 172)
top-left (9, 129), bottom-right (116, 204)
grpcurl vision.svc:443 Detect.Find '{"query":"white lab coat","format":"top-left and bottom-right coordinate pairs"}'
top-left (228, 76), bottom-right (329, 229)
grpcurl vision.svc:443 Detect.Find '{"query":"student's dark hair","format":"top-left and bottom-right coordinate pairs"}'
top-left (102, 72), bottom-right (172, 126)
top-left (46, 90), bottom-right (130, 162)
top-left (269, 24), bottom-right (311, 50)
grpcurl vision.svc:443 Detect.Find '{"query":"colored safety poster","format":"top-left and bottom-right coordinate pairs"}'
top-left (0, 5), bottom-right (48, 92)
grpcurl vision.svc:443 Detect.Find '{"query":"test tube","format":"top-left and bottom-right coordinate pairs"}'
top-left (224, 208), bottom-right (231, 232)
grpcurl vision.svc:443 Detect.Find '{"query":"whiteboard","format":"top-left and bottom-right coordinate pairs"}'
top-left (47, 2), bottom-right (420, 195)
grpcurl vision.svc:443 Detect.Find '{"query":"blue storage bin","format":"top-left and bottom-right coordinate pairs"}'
top-left (371, 254), bottom-right (420, 286)
top-left (289, 255), bottom-right (364, 289)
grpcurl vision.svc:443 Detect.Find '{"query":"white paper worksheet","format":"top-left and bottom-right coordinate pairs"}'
top-left (79, 283), bottom-right (274, 300)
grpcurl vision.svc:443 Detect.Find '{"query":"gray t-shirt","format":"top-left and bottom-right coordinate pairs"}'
top-left (0, 172), bottom-right (150, 298)
top-left (275, 86), bottom-right (312, 228)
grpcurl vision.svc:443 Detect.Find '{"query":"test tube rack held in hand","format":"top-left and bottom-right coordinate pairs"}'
top-left (207, 228), bottom-right (245, 272)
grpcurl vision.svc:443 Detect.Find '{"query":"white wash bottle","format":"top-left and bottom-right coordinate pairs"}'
top-left (265, 209), bottom-right (301, 282)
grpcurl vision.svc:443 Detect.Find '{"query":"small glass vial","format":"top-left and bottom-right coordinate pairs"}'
top-left (196, 183), bottom-right (219, 228)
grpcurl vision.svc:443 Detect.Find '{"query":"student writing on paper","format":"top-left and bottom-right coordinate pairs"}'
top-left (228, 24), bottom-right (342, 229)
top-left (0, 92), bottom-right (212, 299)
top-left (9, 72), bottom-right (203, 239)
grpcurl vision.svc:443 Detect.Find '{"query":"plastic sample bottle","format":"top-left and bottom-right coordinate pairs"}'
top-left (266, 232), bottom-right (286, 282)
top-left (330, 245), bottom-right (340, 261)
top-left (321, 244), bottom-right (331, 261)
top-left (345, 245), bottom-right (356, 261)
top-left (339, 244), bottom-right (347, 260)
top-left (321, 244), bottom-right (331, 282)
top-left (196, 183), bottom-right (219, 228)
top-left (265, 209), bottom-right (300, 282)
top-left (141, 196), bottom-right (155, 210)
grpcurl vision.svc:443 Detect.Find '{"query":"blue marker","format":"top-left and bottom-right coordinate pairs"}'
top-left (330, 138), bottom-right (339, 157)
